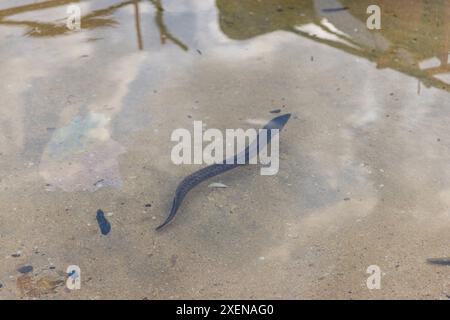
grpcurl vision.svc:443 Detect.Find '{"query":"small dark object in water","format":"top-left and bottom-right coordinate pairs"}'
top-left (17, 265), bottom-right (33, 274)
top-left (322, 7), bottom-right (349, 13)
top-left (427, 258), bottom-right (450, 266)
top-left (93, 179), bottom-right (104, 186)
top-left (270, 109), bottom-right (281, 114)
top-left (156, 114), bottom-right (291, 230)
top-left (96, 209), bottom-right (111, 235)
top-left (67, 270), bottom-right (76, 277)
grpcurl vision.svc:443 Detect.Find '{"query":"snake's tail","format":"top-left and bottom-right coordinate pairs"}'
top-left (155, 197), bottom-right (178, 231)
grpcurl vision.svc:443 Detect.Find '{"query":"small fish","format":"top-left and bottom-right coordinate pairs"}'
top-left (322, 7), bottom-right (349, 13)
top-left (96, 209), bottom-right (111, 235)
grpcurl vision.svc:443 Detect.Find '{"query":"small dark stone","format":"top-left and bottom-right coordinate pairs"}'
top-left (49, 266), bottom-right (56, 270)
top-left (17, 265), bottom-right (33, 274)
top-left (270, 109), bottom-right (281, 114)
top-left (96, 209), bottom-right (111, 235)
top-left (196, 49), bottom-right (202, 55)
top-left (145, 204), bottom-right (152, 208)
top-left (437, 138), bottom-right (441, 142)
top-left (11, 253), bottom-right (21, 258)
top-left (344, 197), bottom-right (351, 201)
top-left (0, 283), bottom-right (3, 288)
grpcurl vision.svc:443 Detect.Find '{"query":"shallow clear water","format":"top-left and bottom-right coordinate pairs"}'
top-left (0, 0), bottom-right (449, 299)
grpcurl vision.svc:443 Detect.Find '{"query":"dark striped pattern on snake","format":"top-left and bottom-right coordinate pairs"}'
top-left (156, 113), bottom-right (291, 230)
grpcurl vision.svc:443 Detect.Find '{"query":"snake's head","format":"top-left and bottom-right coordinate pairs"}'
top-left (263, 113), bottom-right (291, 131)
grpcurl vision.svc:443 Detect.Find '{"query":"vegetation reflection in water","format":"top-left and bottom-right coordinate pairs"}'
top-left (1, 0), bottom-right (449, 91)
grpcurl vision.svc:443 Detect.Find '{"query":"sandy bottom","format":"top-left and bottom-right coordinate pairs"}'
top-left (0, 0), bottom-right (449, 299)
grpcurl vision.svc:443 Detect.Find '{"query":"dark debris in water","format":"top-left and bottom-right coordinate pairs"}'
top-left (96, 209), bottom-right (111, 235)
top-left (322, 7), bottom-right (349, 13)
top-left (427, 258), bottom-right (450, 266)
top-left (17, 265), bottom-right (33, 274)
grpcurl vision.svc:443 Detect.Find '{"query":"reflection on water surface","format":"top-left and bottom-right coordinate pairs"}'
top-left (0, 0), bottom-right (449, 299)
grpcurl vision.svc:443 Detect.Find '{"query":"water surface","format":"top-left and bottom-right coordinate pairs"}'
top-left (0, 0), bottom-right (449, 299)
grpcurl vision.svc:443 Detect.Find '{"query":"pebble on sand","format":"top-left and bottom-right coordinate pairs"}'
top-left (96, 209), bottom-right (111, 235)
top-left (17, 265), bottom-right (33, 274)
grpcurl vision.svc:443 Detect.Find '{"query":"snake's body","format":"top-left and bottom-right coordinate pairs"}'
top-left (156, 113), bottom-right (291, 230)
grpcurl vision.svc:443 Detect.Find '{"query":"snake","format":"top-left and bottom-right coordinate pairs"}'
top-left (156, 113), bottom-right (291, 230)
